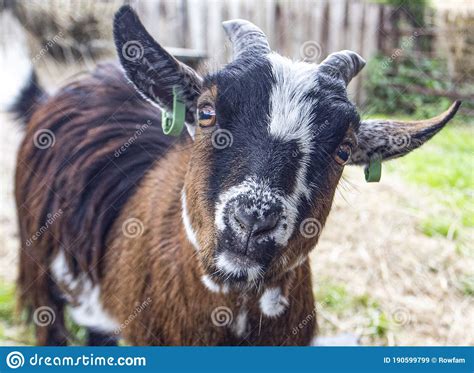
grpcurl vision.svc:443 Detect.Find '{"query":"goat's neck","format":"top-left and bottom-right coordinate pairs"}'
top-left (134, 141), bottom-right (307, 299)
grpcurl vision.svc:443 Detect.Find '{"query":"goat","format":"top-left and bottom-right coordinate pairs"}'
top-left (14, 6), bottom-right (461, 346)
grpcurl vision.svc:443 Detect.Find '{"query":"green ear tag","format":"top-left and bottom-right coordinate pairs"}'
top-left (364, 154), bottom-right (382, 182)
top-left (161, 87), bottom-right (185, 136)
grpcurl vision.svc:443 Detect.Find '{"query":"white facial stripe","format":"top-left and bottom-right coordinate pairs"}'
top-left (211, 55), bottom-right (322, 279)
top-left (267, 53), bottom-right (317, 144)
top-left (259, 287), bottom-right (289, 318)
top-left (181, 190), bottom-right (200, 251)
top-left (215, 251), bottom-right (262, 282)
top-left (267, 53), bottom-right (316, 202)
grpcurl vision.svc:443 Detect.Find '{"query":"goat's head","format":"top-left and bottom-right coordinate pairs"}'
top-left (113, 6), bottom-right (461, 288)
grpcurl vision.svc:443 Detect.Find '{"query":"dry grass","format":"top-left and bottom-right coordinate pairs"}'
top-left (313, 168), bottom-right (473, 345)
top-left (0, 112), bottom-right (22, 284)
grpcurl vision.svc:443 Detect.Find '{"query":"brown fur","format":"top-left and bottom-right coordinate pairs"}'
top-left (14, 47), bottom-right (460, 346)
top-left (16, 63), bottom-right (318, 345)
top-left (15, 63), bottom-right (181, 344)
top-left (101, 139), bottom-right (316, 345)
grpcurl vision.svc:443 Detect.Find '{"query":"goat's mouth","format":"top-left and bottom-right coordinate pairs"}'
top-left (213, 251), bottom-right (264, 284)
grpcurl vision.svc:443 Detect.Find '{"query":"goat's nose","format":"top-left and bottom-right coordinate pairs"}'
top-left (233, 207), bottom-right (280, 237)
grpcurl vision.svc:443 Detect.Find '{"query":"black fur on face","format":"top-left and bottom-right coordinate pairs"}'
top-left (190, 54), bottom-right (360, 284)
top-left (112, 7), bottom-right (362, 284)
top-left (113, 7), bottom-right (460, 288)
top-left (114, 8), bottom-right (459, 286)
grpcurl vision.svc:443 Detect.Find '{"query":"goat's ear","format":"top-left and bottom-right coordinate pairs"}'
top-left (349, 101), bottom-right (462, 165)
top-left (113, 5), bottom-right (202, 135)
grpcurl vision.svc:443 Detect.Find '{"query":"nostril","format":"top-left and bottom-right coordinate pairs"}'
top-left (252, 213), bottom-right (280, 236)
top-left (233, 208), bottom-right (257, 232)
top-left (232, 207), bottom-right (281, 237)
top-left (233, 214), bottom-right (247, 231)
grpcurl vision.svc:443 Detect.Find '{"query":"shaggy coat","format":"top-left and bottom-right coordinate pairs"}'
top-left (15, 64), bottom-right (316, 345)
top-left (15, 6), bottom-right (460, 346)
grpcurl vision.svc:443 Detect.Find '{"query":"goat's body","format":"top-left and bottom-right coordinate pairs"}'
top-left (103, 150), bottom-right (315, 345)
top-left (14, 6), bottom-right (460, 346)
top-left (15, 63), bottom-right (315, 345)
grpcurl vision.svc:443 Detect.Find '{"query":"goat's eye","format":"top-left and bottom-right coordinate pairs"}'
top-left (198, 105), bottom-right (216, 127)
top-left (335, 143), bottom-right (352, 165)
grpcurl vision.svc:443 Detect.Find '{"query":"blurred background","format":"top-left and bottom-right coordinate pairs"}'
top-left (0, 0), bottom-right (472, 345)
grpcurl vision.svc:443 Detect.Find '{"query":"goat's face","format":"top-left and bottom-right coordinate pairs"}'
top-left (114, 6), bottom-right (461, 287)
top-left (184, 55), bottom-right (360, 284)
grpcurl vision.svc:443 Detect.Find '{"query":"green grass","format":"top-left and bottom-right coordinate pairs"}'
top-left (385, 119), bottom-right (474, 298)
top-left (364, 115), bottom-right (473, 304)
top-left (0, 281), bottom-right (15, 324)
top-left (459, 275), bottom-right (474, 296)
top-left (316, 280), bottom-right (393, 341)
top-left (0, 280), bottom-right (91, 345)
top-left (0, 280), bottom-right (30, 344)
top-left (380, 119), bottom-right (474, 243)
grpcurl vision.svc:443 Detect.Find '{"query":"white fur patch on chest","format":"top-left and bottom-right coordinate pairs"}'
top-left (51, 252), bottom-right (119, 334)
top-left (259, 287), bottom-right (289, 318)
top-left (231, 308), bottom-right (248, 338)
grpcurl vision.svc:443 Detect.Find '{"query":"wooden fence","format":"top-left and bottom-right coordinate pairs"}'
top-left (8, 0), bottom-right (451, 104)
top-left (135, 0), bottom-right (393, 103)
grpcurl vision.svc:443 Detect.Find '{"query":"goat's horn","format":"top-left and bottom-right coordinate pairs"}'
top-left (319, 50), bottom-right (366, 85)
top-left (222, 19), bottom-right (270, 60)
